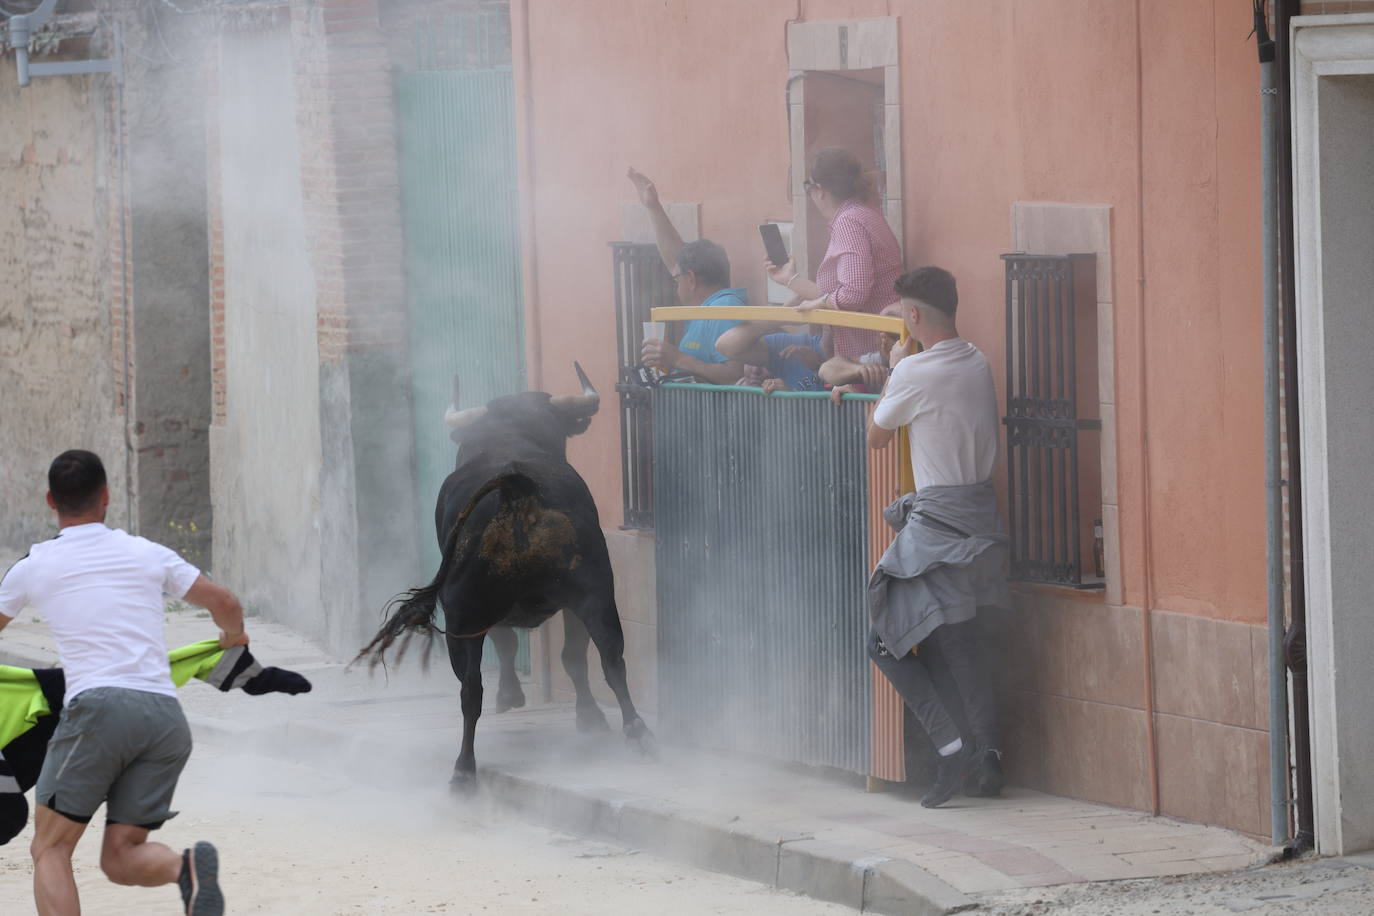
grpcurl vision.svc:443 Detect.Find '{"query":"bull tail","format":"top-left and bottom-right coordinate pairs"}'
top-left (352, 470), bottom-right (538, 671)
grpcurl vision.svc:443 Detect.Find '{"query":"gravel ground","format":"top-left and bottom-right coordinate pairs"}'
top-left (978, 852), bottom-right (1374, 915)
top-left (0, 745), bottom-right (853, 915)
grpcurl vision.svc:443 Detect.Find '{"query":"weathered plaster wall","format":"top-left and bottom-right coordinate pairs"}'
top-left (210, 28), bottom-right (323, 632)
top-left (124, 10), bottom-right (213, 565)
top-left (0, 61), bottom-right (128, 547)
top-left (1, 11), bottom-right (213, 571)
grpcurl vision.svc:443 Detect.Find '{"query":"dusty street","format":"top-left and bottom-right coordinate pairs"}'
top-left (980, 854), bottom-right (1374, 916)
top-left (0, 745), bottom-right (848, 915)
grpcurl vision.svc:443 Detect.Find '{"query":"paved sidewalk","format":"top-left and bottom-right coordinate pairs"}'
top-left (0, 608), bottom-right (1271, 913)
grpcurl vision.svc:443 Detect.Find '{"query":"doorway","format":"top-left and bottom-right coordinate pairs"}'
top-left (1291, 14), bottom-right (1374, 855)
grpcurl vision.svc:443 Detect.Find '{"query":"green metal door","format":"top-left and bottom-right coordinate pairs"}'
top-left (396, 66), bottom-right (527, 670)
top-left (397, 68), bottom-right (526, 568)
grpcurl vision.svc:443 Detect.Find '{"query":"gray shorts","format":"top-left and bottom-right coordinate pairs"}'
top-left (35, 686), bottom-right (192, 830)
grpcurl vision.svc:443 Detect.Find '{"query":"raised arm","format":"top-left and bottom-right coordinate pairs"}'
top-left (867, 337), bottom-right (917, 449)
top-left (628, 168), bottom-right (685, 272)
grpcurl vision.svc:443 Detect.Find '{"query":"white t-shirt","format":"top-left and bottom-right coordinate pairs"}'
top-left (0, 523), bottom-right (201, 700)
top-left (872, 337), bottom-right (1000, 489)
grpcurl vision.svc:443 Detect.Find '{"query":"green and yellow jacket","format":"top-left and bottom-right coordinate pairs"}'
top-left (0, 640), bottom-right (310, 844)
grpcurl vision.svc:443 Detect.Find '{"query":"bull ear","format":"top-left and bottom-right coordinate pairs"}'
top-left (549, 361), bottom-right (600, 418)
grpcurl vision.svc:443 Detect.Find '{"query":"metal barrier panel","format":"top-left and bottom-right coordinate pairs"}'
top-left (865, 409), bottom-right (906, 782)
top-left (654, 385), bottom-right (872, 774)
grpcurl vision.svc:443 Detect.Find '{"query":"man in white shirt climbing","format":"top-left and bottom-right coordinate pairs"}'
top-left (0, 450), bottom-right (249, 916)
top-left (866, 267), bottom-right (1010, 809)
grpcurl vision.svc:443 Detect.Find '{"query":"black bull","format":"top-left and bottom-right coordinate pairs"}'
top-left (355, 364), bottom-right (654, 785)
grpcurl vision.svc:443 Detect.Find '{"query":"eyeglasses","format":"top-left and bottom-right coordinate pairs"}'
top-left (803, 178), bottom-right (819, 192)
top-left (670, 270), bottom-right (687, 281)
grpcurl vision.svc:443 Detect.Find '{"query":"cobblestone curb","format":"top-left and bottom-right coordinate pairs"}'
top-left (188, 715), bottom-right (973, 915)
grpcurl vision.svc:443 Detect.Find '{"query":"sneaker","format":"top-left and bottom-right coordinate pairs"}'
top-left (179, 841), bottom-right (223, 916)
top-left (963, 746), bottom-right (1006, 798)
top-left (921, 744), bottom-right (971, 808)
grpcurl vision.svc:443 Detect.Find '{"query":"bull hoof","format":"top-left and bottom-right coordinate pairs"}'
top-left (576, 703), bottom-right (611, 733)
top-left (450, 766), bottom-right (478, 794)
top-left (624, 718), bottom-right (658, 760)
top-left (495, 687), bottom-right (526, 713)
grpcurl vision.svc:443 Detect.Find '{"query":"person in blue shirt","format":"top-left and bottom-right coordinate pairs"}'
top-left (715, 320), bottom-right (829, 393)
top-left (628, 168), bottom-right (745, 385)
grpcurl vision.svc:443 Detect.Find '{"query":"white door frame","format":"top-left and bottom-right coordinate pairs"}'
top-left (1292, 12), bottom-right (1374, 855)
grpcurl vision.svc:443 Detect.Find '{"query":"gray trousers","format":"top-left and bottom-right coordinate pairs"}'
top-left (867, 618), bottom-right (997, 752)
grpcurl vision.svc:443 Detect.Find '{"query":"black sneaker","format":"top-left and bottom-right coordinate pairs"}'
top-left (179, 841), bottom-right (223, 916)
top-left (963, 746), bottom-right (1006, 798)
top-left (921, 744), bottom-right (971, 808)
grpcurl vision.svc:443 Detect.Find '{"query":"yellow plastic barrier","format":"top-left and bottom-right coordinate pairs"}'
top-left (649, 305), bottom-right (904, 335)
top-left (653, 302), bottom-right (916, 490)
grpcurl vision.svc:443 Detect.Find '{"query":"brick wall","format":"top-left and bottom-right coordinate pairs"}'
top-left (291, 0), bottom-right (407, 363)
top-left (0, 37), bottom-right (131, 544)
top-left (108, 80), bottom-right (131, 419)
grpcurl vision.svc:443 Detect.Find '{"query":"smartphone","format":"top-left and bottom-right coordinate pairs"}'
top-left (759, 223), bottom-right (789, 267)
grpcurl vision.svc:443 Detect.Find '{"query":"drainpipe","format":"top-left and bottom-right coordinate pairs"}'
top-left (509, 0), bottom-right (551, 702)
top-left (1133, 0), bottom-right (1161, 818)
top-left (1274, 0), bottom-right (1315, 857)
top-left (1254, 0), bottom-right (1291, 849)
top-left (511, 0), bottom-right (541, 393)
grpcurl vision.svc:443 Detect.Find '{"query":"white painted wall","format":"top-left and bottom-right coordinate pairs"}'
top-left (210, 29), bottom-right (324, 637)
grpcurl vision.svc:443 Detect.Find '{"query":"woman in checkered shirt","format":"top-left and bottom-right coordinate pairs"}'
top-left (766, 147), bottom-right (905, 362)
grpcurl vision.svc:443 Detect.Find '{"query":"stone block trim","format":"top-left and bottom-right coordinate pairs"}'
top-left (108, 79), bottom-right (131, 418)
top-left (206, 43), bottom-right (227, 426)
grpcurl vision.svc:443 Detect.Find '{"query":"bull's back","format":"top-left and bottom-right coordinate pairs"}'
top-left (437, 459), bottom-right (609, 594)
top-left (475, 493), bottom-right (584, 581)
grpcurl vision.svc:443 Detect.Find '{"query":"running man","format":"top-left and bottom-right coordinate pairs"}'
top-left (0, 450), bottom-right (247, 915)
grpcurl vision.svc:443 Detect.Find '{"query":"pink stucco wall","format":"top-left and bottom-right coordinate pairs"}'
top-left (518, 0), bottom-right (1265, 626)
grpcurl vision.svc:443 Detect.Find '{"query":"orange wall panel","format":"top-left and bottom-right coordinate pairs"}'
top-left (520, 0), bottom-right (1266, 623)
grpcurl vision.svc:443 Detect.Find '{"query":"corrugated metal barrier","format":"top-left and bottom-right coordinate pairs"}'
top-left (865, 409), bottom-right (906, 782)
top-left (654, 384), bottom-right (895, 775)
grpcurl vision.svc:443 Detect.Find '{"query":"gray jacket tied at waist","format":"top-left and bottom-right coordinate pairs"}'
top-left (867, 481), bottom-right (1009, 657)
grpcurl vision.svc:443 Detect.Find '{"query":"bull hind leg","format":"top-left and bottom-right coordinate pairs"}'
top-left (561, 611), bottom-right (610, 733)
top-left (447, 634), bottom-right (486, 790)
top-left (571, 594), bottom-right (656, 756)
top-left (489, 626), bottom-right (526, 713)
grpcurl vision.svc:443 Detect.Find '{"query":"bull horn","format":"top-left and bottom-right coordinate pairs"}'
top-left (443, 376), bottom-right (488, 430)
top-left (549, 361), bottom-right (600, 417)
top-left (444, 405), bottom-right (487, 430)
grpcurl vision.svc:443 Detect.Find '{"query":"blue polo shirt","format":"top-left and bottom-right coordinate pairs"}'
top-left (676, 288), bottom-right (745, 364)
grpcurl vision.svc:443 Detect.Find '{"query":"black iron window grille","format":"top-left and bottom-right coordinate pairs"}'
top-left (1001, 253), bottom-right (1104, 589)
top-left (612, 242), bottom-right (675, 530)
